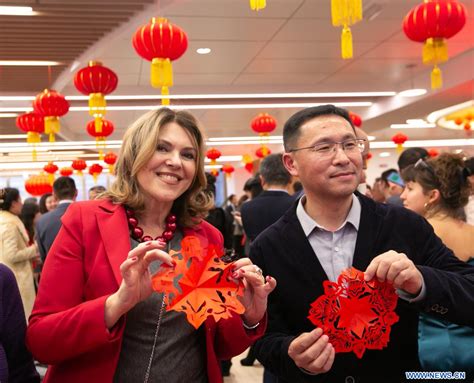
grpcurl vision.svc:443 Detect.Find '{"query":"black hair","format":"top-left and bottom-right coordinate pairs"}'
top-left (20, 202), bottom-right (39, 241)
top-left (53, 176), bottom-right (77, 200)
top-left (283, 104), bottom-right (355, 151)
top-left (0, 188), bottom-right (20, 211)
top-left (39, 193), bottom-right (53, 214)
top-left (259, 153), bottom-right (291, 186)
top-left (397, 147), bottom-right (429, 171)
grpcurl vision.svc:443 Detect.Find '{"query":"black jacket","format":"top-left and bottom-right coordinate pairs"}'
top-left (250, 194), bottom-right (474, 383)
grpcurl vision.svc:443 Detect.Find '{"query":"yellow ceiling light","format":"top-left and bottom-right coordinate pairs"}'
top-left (427, 100), bottom-right (474, 132)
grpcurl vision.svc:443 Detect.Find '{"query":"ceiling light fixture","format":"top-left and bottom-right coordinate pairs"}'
top-left (0, 113), bottom-right (18, 118)
top-left (0, 134), bottom-right (27, 140)
top-left (196, 48), bottom-right (211, 55)
top-left (397, 88), bottom-right (427, 97)
top-left (0, 60), bottom-right (61, 66)
top-left (390, 123), bottom-right (436, 129)
top-left (379, 152), bottom-right (391, 157)
top-left (0, 6), bottom-right (37, 16)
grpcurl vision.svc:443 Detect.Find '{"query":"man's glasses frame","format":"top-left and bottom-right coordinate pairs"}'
top-left (288, 138), bottom-right (367, 156)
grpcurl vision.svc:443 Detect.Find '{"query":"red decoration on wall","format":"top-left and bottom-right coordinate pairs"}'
top-left (74, 61), bottom-right (118, 133)
top-left (133, 17), bottom-right (188, 104)
top-left (25, 174), bottom-right (53, 196)
top-left (403, 0), bottom-right (467, 89)
top-left (16, 112), bottom-right (45, 160)
top-left (33, 89), bottom-right (69, 142)
top-left (308, 267), bottom-right (399, 359)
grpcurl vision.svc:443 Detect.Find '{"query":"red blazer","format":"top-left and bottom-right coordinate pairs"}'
top-left (27, 199), bottom-right (265, 383)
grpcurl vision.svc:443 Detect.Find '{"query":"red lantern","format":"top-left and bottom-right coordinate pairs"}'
top-left (464, 122), bottom-right (471, 135)
top-left (16, 112), bottom-right (44, 160)
top-left (87, 119), bottom-right (114, 159)
top-left (242, 154), bottom-right (254, 174)
top-left (89, 163), bottom-right (103, 184)
top-left (43, 161), bottom-right (58, 185)
top-left (251, 113), bottom-right (277, 157)
top-left (221, 164), bottom-right (235, 177)
top-left (33, 89), bottom-right (70, 142)
top-left (256, 146), bottom-right (271, 158)
top-left (349, 111), bottom-right (362, 127)
top-left (133, 17), bottom-right (188, 104)
top-left (72, 159), bottom-right (87, 176)
top-left (206, 148), bottom-right (221, 176)
top-left (428, 148), bottom-right (439, 158)
top-left (104, 152), bottom-right (118, 175)
top-left (25, 174), bottom-right (52, 196)
top-left (59, 167), bottom-right (73, 177)
top-left (74, 61), bottom-right (118, 133)
top-left (392, 133), bottom-right (408, 154)
top-left (403, 0), bottom-right (467, 89)
top-left (366, 152), bottom-right (372, 161)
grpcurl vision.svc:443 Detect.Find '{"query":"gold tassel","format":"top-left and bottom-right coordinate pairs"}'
top-left (94, 116), bottom-right (103, 134)
top-left (161, 86), bottom-right (170, 106)
top-left (108, 164), bottom-right (115, 175)
top-left (151, 58), bottom-right (173, 88)
top-left (26, 131), bottom-right (41, 144)
top-left (423, 38), bottom-right (448, 65)
top-left (250, 0), bottom-right (266, 11)
top-left (45, 116), bottom-right (60, 142)
top-left (93, 173), bottom-right (98, 184)
top-left (431, 65), bottom-right (442, 89)
top-left (48, 173), bottom-right (55, 185)
top-left (89, 93), bottom-right (106, 117)
top-left (341, 26), bottom-right (353, 59)
top-left (396, 144), bottom-right (403, 154)
top-left (331, 0), bottom-right (363, 26)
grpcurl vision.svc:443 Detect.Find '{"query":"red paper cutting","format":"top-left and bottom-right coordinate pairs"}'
top-left (308, 267), bottom-right (399, 358)
top-left (152, 236), bottom-right (245, 329)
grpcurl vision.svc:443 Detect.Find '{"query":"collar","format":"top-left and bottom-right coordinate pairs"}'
top-left (296, 193), bottom-right (361, 236)
top-left (266, 188), bottom-right (289, 194)
top-left (58, 199), bottom-right (74, 205)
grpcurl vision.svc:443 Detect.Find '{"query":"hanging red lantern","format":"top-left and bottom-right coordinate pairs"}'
top-left (59, 167), bottom-right (73, 177)
top-left (331, 0), bottom-right (363, 59)
top-left (242, 154), bottom-right (254, 174)
top-left (16, 112), bottom-right (45, 160)
top-left (87, 119), bottom-right (114, 159)
top-left (206, 148), bottom-right (221, 177)
top-left (428, 148), bottom-right (439, 158)
top-left (33, 89), bottom-right (70, 142)
top-left (104, 152), bottom-right (118, 175)
top-left (366, 152), bottom-right (372, 161)
top-left (349, 111), bottom-right (362, 127)
top-left (256, 146), bottom-right (271, 158)
top-left (132, 17), bottom-right (188, 105)
top-left (221, 164), bottom-right (235, 178)
top-left (403, 0), bottom-right (466, 89)
top-left (464, 122), bottom-right (472, 135)
top-left (391, 133), bottom-right (408, 154)
top-left (72, 159), bottom-right (87, 176)
top-left (250, 0), bottom-right (266, 11)
top-left (25, 174), bottom-right (52, 196)
top-left (251, 113), bottom-right (277, 157)
top-left (43, 161), bottom-right (58, 185)
top-left (89, 163), bottom-right (103, 184)
top-left (74, 61), bottom-right (118, 133)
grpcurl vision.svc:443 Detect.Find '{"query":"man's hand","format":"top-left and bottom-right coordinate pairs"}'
top-left (364, 250), bottom-right (423, 295)
top-left (288, 328), bottom-right (335, 375)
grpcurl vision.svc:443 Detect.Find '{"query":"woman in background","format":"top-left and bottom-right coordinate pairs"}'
top-left (39, 193), bottom-right (57, 214)
top-left (20, 202), bottom-right (42, 290)
top-left (401, 153), bottom-right (474, 376)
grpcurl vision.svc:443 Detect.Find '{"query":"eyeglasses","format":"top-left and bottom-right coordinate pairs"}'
top-left (288, 138), bottom-right (367, 156)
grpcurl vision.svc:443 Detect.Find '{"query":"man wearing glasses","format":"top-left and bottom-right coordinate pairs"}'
top-left (250, 105), bottom-right (474, 382)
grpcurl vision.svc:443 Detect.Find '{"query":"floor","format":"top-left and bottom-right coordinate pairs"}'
top-left (224, 349), bottom-right (264, 383)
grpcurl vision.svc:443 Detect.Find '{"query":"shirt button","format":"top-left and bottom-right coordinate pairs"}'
top-left (334, 247), bottom-right (340, 252)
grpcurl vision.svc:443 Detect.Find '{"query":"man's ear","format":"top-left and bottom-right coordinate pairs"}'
top-left (282, 152), bottom-right (299, 177)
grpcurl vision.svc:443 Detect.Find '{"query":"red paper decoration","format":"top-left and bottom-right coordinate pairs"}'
top-left (59, 167), bottom-right (73, 177)
top-left (308, 267), bottom-right (399, 359)
top-left (251, 113), bottom-right (276, 158)
top-left (104, 152), bottom-right (118, 175)
top-left (206, 148), bottom-right (221, 177)
top-left (74, 61), bottom-right (118, 133)
top-left (25, 174), bottom-right (53, 196)
top-left (133, 17), bottom-right (188, 104)
top-left (72, 159), bottom-right (87, 176)
top-left (428, 148), bottom-right (439, 158)
top-left (221, 164), bottom-right (235, 177)
top-left (43, 161), bottom-right (58, 185)
top-left (349, 111), bottom-right (362, 127)
top-left (403, 0), bottom-right (467, 89)
top-left (86, 119), bottom-right (114, 159)
top-left (88, 163), bottom-right (103, 183)
top-left (392, 133), bottom-right (408, 154)
top-left (256, 146), bottom-right (271, 158)
top-left (33, 89), bottom-right (69, 142)
top-left (16, 112), bottom-right (45, 160)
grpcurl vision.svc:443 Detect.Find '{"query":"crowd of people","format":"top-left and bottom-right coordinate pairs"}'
top-left (0, 105), bottom-right (473, 383)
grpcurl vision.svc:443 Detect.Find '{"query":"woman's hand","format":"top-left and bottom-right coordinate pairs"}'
top-left (232, 258), bottom-right (276, 327)
top-left (105, 240), bottom-right (174, 328)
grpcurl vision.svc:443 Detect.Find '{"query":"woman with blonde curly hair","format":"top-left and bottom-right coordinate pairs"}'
top-left (401, 152), bottom-right (474, 375)
top-left (27, 108), bottom-right (275, 383)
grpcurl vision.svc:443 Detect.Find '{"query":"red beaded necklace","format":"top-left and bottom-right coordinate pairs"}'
top-left (125, 208), bottom-right (177, 243)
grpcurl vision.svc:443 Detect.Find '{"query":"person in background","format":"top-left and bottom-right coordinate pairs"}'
top-left (0, 188), bottom-right (39, 319)
top-left (24, 197), bottom-right (38, 206)
top-left (397, 147), bottom-right (429, 172)
top-left (464, 157), bottom-right (474, 225)
top-left (243, 175), bottom-right (263, 200)
top-left (401, 153), bottom-right (474, 376)
top-left (232, 195), bottom-right (248, 259)
top-left (380, 168), bottom-right (404, 206)
top-left (250, 105), bottom-right (474, 382)
top-left (0, 262), bottom-right (39, 383)
top-left (35, 176), bottom-right (78, 262)
top-left (88, 185), bottom-right (107, 200)
top-left (39, 193), bottom-right (57, 214)
top-left (20, 203), bottom-right (42, 290)
top-left (27, 108), bottom-right (275, 383)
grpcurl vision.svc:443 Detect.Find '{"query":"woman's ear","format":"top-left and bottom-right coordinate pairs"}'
top-left (428, 189), bottom-right (441, 205)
